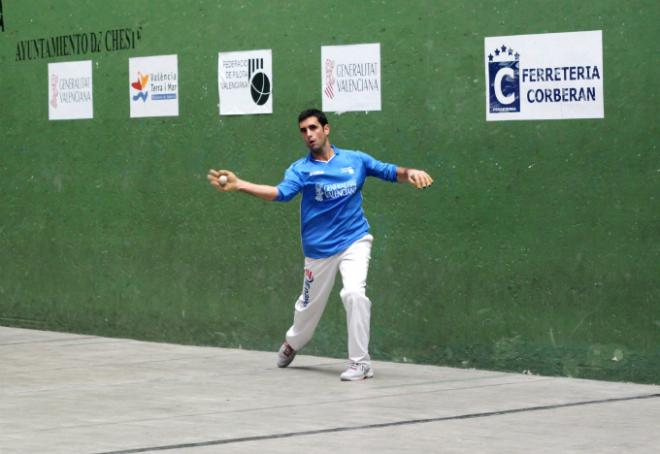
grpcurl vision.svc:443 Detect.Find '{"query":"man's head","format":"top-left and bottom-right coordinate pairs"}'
top-left (298, 108), bottom-right (328, 126)
top-left (298, 108), bottom-right (331, 154)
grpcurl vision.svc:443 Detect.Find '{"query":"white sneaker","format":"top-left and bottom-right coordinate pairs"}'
top-left (340, 362), bottom-right (374, 381)
top-left (277, 342), bottom-right (296, 368)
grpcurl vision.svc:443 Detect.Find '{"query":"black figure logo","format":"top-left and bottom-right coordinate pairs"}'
top-left (248, 58), bottom-right (271, 106)
top-left (0, 0), bottom-right (5, 32)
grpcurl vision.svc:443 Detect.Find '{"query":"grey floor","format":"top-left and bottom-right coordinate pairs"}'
top-left (1, 326), bottom-right (658, 454)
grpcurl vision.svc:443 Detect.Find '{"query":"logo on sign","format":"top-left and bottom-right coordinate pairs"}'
top-left (321, 43), bottom-right (381, 112)
top-left (129, 55), bottom-right (178, 118)
top-left (249, 58), bottom-right (271, 106)
top-left (131, 72), bottom-right (149, 102)
top-left (50, 74), bottom-right (59, 108)
top-left (48, 60), bottom-right (94, 121)
top-left (488, 45), bottom-right (520, 113)
top-left (485, 31), bottom-right (604, 121)
top-left (218, 50), bottom-right (272, 115)
top-left (324, 59), bottom-right (336, 99)
top-left (130, 70), bottom-right (177, 103)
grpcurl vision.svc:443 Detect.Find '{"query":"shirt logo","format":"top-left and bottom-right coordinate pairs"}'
top-left (341, 167), bottom-right (355, 174)
top-left (314, 180), bottom-right (358, 202)
top-left (315, 184), bottom-right (324, 202)
top-left (309, 170), bottom-right (325, 176)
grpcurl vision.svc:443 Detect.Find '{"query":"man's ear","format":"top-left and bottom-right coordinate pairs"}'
top-left (324, 124), bottom-right (331, 135)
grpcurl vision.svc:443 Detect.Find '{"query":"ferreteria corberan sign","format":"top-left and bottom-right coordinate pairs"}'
top-left (16, 27), bottom-right (144, 62)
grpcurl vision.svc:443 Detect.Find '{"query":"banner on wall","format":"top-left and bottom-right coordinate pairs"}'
top-left (218, 49), bottom-right (272, 115)
top-left (129, 54), bottom-right (179, 118)
top-left (485, 30), bottom-right (603, 121)
top-left (48, 60), bottom-right (93, 120)
top-left (321, 43), bottom-right (381, 113)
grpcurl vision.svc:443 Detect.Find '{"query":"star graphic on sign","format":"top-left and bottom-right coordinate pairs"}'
top-left (508, 48), bottom-right (513, 55)
top-left (515, 52), bottom-right (520, 60)
top-left (495, 49), bottom-right (500, 56)
top-left (488, 54), bottom-right (493, 61)
top-left (501, 45), bottom-right (507, 52)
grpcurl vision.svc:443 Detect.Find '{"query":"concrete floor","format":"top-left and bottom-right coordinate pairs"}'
top-left (1, 326), bottom-right (658, 454)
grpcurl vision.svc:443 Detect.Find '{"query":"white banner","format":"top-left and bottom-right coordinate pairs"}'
top-left (129, 55), bottom-right (179, 118)
top-left (485, 31), bottom-right (604, 121)
top-left (48, 60), bottom-right (93, 121)
top-left (218, 49), bottom-right (272, 115)
top-left (322, 43), bottom-right (381, 113)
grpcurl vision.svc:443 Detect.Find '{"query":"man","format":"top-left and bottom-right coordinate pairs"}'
top-left (207, 108), bottom-right (433, 381)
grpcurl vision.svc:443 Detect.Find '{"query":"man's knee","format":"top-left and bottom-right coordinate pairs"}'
top-left (340, 287), bottom-right (368, 305)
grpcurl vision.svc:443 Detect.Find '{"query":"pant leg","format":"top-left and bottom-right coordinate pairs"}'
top-left (338, 234), bottom-right (373, 364)
top-left (285, 254), bottom-right (339, 351)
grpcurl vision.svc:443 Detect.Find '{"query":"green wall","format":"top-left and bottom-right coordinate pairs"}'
top-left (1, 0), bottom-right (658, 383)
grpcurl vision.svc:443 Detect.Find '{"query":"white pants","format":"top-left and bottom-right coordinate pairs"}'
top-left (285, 234), bottom-right (374, 364)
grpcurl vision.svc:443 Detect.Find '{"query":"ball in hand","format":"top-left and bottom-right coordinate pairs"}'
top-left (219, 175), bottom-right (228, 186)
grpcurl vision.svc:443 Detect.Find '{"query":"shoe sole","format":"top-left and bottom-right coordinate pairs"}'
top-left (277, 354), bottom-right (296, 368)
top-left (340, 370), bottom-right (374, 381)
top-left (277, 343), bottom-right (296, 368)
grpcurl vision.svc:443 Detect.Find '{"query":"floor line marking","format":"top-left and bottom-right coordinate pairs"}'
top-left (93, 393), bottom-right (660, 454)
top-left (4, 378), bottom-right (552, 435)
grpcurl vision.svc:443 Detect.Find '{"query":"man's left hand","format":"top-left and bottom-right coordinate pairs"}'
top-left (407, 169), bottom-right (434, 189)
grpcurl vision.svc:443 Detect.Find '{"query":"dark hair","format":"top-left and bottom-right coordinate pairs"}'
top-left (298, 108), bottom-right (328, 126)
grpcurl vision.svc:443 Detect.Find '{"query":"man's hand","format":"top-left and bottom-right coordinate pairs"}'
top-left (207, 169), bottom-right (239, 192)
top-left (398, 168), bottom-right (434, 189)
top-left (207, 169), bottom-right (279, 200)
top-left (408, 169), bottom-right (433, 189)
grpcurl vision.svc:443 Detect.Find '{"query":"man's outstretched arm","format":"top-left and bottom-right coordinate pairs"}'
top-left (207, 169), bottom-right (279, 201)
top-left (396, 167), bottom-right (434, 189)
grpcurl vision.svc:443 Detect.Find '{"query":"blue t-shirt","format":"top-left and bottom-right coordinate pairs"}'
top-left (275, 146), bottom-right (398, 258)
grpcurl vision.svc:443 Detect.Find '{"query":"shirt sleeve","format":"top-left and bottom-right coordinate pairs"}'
top-left (358, 151), bottom-right (398, 182)
top-left (274, 164), bottom-right (303, 202)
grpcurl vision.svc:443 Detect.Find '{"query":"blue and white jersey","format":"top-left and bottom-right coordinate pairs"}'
top-left (275, 145), bottom-right (397, 258)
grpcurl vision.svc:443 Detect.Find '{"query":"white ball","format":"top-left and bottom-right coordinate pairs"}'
top-left (219, 175), bottom-right (228, 185)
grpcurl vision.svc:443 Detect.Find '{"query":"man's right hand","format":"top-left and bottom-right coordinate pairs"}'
top-left (207, 169), bottom-right (239, 192)
top-left (207, 169), bottom-right (279, 201)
